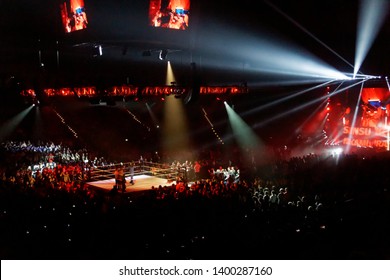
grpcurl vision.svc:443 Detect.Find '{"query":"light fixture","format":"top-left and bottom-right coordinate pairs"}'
top-left (93, 45), bottom-right (102, 57)
top-left (159, 49), bottom-right (168, 60)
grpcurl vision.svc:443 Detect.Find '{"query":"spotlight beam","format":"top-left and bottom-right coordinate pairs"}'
top-left (224, 102), bottom-right (260, 149)
top-left (162, 95), bottom-right (192, 159)
top-left (0, 105), bottom-right (34, 142)
top-left (345, 82), bottom-right (364, 153)
top-left (188, 81), bottom-right (338, 140)
top-left (385, 77), bottom-right (390, 93)
top-left (166, 61), bottom-right (176, 86)
top-left (354, 0), bottom-right (390, 77)
top-left (197, 18), bottom-right (348, 83)
top-left (264, 0), bottom-right (357, 72)
top-left (253, 80), bottom-right (365, 129)
top-left (251, 78), bottom-right (336, 88)
top-left (243, 80), bottom-right (335, 118)
top-left (295, 98), bottom-right (329, 135)
top-left (303, 81), bottom-right (348, 137)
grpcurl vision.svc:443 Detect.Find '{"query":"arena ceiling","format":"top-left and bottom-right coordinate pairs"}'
top-left (1, 0), bottom-right (389, 89)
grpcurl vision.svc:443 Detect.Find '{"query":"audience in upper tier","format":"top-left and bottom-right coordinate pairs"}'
top-left (0, 140), bottom-right (389, 260)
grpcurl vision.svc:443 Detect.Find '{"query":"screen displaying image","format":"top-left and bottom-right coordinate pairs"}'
top-left (149, 0), bottom-right (190, 30)
top-left (337, 87), bottom-right (390, 150)
top-left (60, 0), bottom-right (88, 33)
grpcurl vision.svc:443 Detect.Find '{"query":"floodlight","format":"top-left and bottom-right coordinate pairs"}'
top-left (159, 49), bottom-right (168, 60)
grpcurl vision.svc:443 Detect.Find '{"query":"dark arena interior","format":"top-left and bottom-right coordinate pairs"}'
top-left (1, 0), bottom-right (390, 260)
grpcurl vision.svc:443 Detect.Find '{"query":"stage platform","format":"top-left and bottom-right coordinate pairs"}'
top-left (86, 174), bottom-right (175, 194)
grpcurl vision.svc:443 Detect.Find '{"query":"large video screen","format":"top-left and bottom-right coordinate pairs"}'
top-left (149, 0), bottom-right (191, 30)
top-left (334, 87), bottom-right (390, 150)
top-left (60, 0), bottom-right (89, 33)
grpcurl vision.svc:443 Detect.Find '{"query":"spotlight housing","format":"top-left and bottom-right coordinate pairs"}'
top-left (159, 49), bottom-right (168, 60)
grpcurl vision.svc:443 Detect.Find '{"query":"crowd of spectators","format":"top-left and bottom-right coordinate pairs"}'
top-left (1, 140), bottom-right (390, 259)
